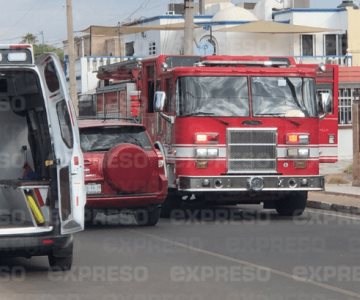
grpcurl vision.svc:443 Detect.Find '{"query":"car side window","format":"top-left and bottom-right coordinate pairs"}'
top-left (56, 100), bottom-right (74, 148)
top-left (44, 61), bottom-right (60, 93)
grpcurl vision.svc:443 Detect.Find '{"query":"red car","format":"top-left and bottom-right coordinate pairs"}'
top-left (78, 119), bottom-right (167, 226)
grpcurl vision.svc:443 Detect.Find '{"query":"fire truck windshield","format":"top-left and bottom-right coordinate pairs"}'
top-left (177, 76), bottom-right (317, 118)
top-left (177, 76), bottom-right (249, 117)
top-left (252, 77), bottom-right (317, 117)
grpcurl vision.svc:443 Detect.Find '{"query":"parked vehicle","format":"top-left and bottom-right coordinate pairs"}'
top-left (94, 55), bottom-right (338, 217)
top-left (0, 44), bottom-right (85, 270)
top-left (78, 118), bottom-right (167, 226)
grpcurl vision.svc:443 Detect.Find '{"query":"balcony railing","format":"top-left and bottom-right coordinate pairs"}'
top-left (295, 55), bottom-right (353, 66)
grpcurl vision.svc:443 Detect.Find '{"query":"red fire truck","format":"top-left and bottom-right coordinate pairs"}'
top-left (96, 55), bottom-right (338, 217)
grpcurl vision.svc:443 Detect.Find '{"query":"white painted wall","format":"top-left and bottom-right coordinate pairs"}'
top-left (338, 127), bottom-right (353, 159)
top-left (274, 10), bottom-right (348, 58)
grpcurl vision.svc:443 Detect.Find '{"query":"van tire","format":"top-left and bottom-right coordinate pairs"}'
top-left (48, 254), bottom-right (73, 271)
top-left (135, 207), bottom-right (161, 226)
top-left (275, 191), bottom-right (308, 216)
top-left (48, 239), bottom-right (73, 271)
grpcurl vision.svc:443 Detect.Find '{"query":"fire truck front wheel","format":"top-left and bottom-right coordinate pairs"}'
top-left (275, 191), bottom-right (308, 217)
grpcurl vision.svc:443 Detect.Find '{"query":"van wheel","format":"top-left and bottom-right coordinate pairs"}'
top-left (48, 239), bottom-right (73, 271)
top-left (160, 189), bottom-right (181, 218)
top-left (48, 254), bottom-right (73, 271)
top-left (135, 207), bottom-right (161, 226)
top-left (275, 192), bottom-right (308, 216)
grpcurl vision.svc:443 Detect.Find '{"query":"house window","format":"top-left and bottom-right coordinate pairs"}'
top-left (301, 35), bottom-right (314, 56)
top-left (149, 42), bottom-right (156, 55)
top-left (338, 88), bottom-right (353, 124)
top-left (325, 34), bottom-right (348, 56)
top-left (340, 33), bottom-right (348, 56)
top-left (325, 34), bottom-right (337, 56)
top-left (125, 42), bottom-right (134, 56)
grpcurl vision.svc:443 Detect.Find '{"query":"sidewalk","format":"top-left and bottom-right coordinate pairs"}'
top-left (307, 159), bottom-right (360, 214)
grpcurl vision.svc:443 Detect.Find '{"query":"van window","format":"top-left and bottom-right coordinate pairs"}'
top-left (44, 61), bottom-right (60, 92)
top-left (56, 100), bottom-right (74, 148)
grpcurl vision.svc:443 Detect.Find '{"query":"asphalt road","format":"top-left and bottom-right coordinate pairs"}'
top-left (1, 204), bottom-right (360, 300)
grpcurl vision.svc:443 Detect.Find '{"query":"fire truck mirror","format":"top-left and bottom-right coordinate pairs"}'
top-left (317, 90), bottom-right (332, 115)
top-left (154, 91), bottom-right (166, 112)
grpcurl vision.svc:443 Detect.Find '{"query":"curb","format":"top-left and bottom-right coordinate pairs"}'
top-left (320, 191), bottom-right (360, 198)
top-left (307, 200), bottom-right (360, 215)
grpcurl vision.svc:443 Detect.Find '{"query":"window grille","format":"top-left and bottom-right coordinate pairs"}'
top-left (149, 42), bottom-right (156, 55)
top-left (338, 88), bottom-right (353, 124)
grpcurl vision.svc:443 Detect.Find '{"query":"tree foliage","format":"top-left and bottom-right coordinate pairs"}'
top-left (20, 32), bottom-right (64, 62)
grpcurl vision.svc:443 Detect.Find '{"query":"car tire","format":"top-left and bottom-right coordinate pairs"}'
top-left (275, 191), bottom-right (308, 216)
top-left (160, 189), bottom-right (182, 218)
top-left (85, 209), bottom-right (98, 227)
top-left (135, 207), bottom-right (161, 226)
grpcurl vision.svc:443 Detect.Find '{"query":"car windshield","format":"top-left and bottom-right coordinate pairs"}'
top-left (80, 126), bottom-right (152, 152)
top-left (251, 76), bottom-right (317, 117)
top-left (177, 76), bottom-right (249, 117)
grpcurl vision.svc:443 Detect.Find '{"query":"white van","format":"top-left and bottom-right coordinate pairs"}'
top-left (0, 44), bottom-right (85, 270)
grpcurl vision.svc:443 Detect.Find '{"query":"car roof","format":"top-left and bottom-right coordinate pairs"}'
top-left (78, 118), bottom-right (145, 129)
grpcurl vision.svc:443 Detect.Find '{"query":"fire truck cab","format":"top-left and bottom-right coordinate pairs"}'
top-left (97, 55), bottom-right (338, 217)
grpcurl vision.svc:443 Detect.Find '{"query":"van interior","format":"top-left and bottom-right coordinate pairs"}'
top-left (0, 69), bottom-right (54, 233)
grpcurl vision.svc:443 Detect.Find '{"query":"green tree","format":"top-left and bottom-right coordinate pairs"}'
top-left (34, 44), bottom-right (64, 62)
top-left (21, 33), bottom-right (38, 44)
top-left (20, 33), bottom-right (64, 62)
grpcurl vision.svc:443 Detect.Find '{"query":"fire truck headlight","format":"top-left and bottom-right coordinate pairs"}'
top-left (286, 133), bottom-right (309, 144)
top-left (298, 148), bottom-right (310, 157)
top-left (299, 134), bottom-right (309, 144)
top-left (195, 148), bottom-right (219, 158)
top-left (207, 148), bottom-right (219, 157)
top-left (195, 149), bottom-right (208, 158)
top-left (287, 148), bottom-right (298, 157)
top-left (287, 148), bottom-right (310, 158)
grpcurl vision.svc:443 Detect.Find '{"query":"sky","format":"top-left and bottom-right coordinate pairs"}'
top-left (0, 0), bottom-right (349, 47)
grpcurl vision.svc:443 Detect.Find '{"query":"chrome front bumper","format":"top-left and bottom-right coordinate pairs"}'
top-left (178, 175), bottom-right (324, 192)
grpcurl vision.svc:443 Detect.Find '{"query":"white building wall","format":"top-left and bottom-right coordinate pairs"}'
top-left (339, 128), bottom-right (353, 159)
top-left (274, 10), bottom-right (348, 59)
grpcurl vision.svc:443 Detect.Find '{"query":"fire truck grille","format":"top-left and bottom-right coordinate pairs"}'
top-left (227, 129), bottom-right (277, 173)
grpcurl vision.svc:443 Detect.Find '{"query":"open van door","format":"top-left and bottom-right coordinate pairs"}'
top-left (316, 65), bottom-right (339, 163)
top-left (36, 53), bottom-right (85, 234)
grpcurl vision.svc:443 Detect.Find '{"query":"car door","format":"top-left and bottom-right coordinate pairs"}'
top-left (36, 53), bottom-right (85, 234)
top-left (316, 65), bottom-right (339, 163)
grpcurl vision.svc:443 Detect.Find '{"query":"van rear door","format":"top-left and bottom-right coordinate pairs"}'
top-left (36, 53), bottom-right (85, 234)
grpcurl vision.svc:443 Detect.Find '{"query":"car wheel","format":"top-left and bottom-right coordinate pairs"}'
top-left (275, 191), bottom-right (308, 216)
top-left (85, 209), bottom-right (98, 227)
top-left (160, 189), bottom-right (182, 218)
top-left (135, 207), bottom-right (161, 226)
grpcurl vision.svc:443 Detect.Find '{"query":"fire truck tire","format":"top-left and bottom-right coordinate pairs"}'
top-left (160, 189), bottom-right (182, 218)
top-left (104, 144), bottom-right (152, 193)
top-left (275, 191), bottom-right (308, 216)
top-left (134, 206), bottom-right (161, 226)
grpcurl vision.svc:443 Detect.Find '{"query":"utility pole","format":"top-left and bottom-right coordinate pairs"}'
top-left (184, 0), bottom-right (194, 55)
top-left (353, 89), bottom-right (360, 186)
top-left (66, 0), bottom-right (79, 116)
top-left (199, 0), bottom-right (205, 14)
top-left (39, 31), bottom-right (44, 45)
